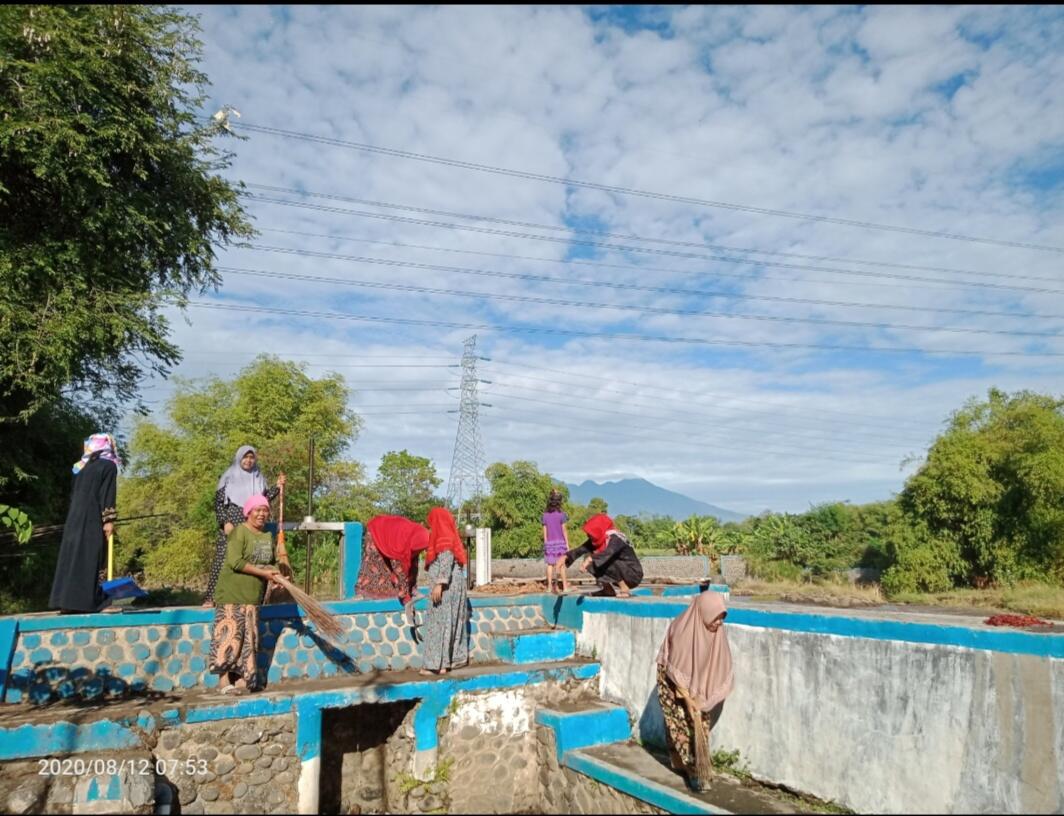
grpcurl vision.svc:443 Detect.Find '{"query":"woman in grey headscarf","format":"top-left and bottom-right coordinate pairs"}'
top-left (203, 446), bottom-right (287, 606)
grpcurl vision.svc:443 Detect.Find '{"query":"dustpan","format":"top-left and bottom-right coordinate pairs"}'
top-left (101, 533), bottom-right (148, 600)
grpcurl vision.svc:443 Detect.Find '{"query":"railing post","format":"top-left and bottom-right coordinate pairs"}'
top-left (341, 521), bottom-right (364, 600)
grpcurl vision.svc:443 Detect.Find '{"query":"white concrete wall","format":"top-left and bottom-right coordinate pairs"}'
top-left (578, 612), bottom-right (1064, 814)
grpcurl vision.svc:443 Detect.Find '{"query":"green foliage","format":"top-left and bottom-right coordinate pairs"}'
top-left (0, 504), bottom-right (32, 544)
top-left (482, 461), bottom-right (563, 530)
top-left (880, 521), bottom-right (964, 595)
top-left (0, 5), bottom-right (253, 424)
top-left (711, 748), bottom-right (750, 779)
top-left (0, 397), bottom-right (96, 522)
top-left (493, 523), bottom-right (544, 558)
top-left (373, 449), bottom-right (442, 522)
top-left (119, 356), bottom-right (362, 587)
top-left (900, 389), bottom-right (1064, 586)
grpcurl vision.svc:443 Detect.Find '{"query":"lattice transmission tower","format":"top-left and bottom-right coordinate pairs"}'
top-left (446, 335), bottom-right (490, 520)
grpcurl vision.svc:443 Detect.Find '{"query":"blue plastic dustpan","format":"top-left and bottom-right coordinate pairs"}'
top-left (102, 576), bottom-right (148, 600)
top-left (102, 534), bottom-right (148, 599)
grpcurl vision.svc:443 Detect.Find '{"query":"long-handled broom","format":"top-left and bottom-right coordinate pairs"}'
top-left (264, 481), bottom-right (294, 605)
top-left (271, 573), bottom-right (344, 640)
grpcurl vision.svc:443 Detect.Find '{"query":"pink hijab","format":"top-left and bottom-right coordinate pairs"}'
top-left (656, 591), bottom-right (733, 712)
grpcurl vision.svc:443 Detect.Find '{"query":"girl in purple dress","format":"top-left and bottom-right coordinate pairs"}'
top-left (541, 489), bottom-right (570, 594)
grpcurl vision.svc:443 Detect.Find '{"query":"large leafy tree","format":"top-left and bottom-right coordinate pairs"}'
top-left (372, 449), bottom-right (443, 523)
top-left (897, 388), bottom-right (1064, 586)
top-left (481, 461), bottom-right (574, 557)
top-left (0, 5), bottom-right (252, 462)
top-left (119, 357), bottom-right (363, 586)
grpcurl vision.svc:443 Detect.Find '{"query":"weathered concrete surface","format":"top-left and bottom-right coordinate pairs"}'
top-left (459, 556), bottom-right (715, 583)
top-left (579, 609), bottom-right (1064, 814)
top-left (581, 742), bottom-right (812, 814)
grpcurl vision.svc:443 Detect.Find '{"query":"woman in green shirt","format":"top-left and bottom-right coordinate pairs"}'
top-left (209, 494), bottom-right (283, 695)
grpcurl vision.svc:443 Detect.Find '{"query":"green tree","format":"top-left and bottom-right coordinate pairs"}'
top-left (0, 5), bottom-right (252, 565)
top-left (0, 5), bottom-right (252, 425)
top-left (372, 450), bottom-right (442, 522)
top-left (899, 388), bottom-right (1064, 586)
top-left (119, 357), bottom-right (362, 587)
top-left (482, 461), bottom-right (569, 557)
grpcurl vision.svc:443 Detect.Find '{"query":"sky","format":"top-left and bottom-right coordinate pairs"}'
top-left (137, 4), bottom-right (1064, 515)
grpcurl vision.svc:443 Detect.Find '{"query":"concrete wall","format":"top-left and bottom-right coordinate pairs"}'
top-left (2, 598), bottom-right (546, 704)
top-left (577, 605), bottom-right (1064, 814)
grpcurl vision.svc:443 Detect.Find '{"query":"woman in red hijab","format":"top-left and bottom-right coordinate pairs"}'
top-left (356, 515), bottom-right (429, 606)
top-left (420, 507), bottom-right (470, 676)
top-left (564, 513), bottom-right (643, 597)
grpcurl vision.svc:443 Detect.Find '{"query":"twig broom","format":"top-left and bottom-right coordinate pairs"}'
top-left (271, 573), bottom-right (344, 641)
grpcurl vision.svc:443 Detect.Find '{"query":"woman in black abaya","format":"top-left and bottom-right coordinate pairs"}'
top-left (49, 433), bottom-right (121, 613)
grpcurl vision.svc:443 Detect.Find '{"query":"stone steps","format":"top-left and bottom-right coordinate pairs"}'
top-left (491, 628), bottom-right (576, 665)
top-left (534, 701), bottom-right (632, 759)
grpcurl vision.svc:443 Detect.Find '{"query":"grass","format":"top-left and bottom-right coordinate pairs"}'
top-left (889, 581), bottom-right (1064, 619)
top-left (711, 748), bottom-right (851, 814)
top-left (732, 576), bottom-right (1064, 620)
top-left (731, 576), bottom-right (885, 608)
top-left (397, 756), bottom-right (455, 796)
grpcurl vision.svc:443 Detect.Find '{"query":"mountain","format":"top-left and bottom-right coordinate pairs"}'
top-left (564, 478), bottom-right (746, 522)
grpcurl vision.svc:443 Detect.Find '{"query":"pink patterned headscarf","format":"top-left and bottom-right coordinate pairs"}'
top-left (72, 433), bottom-right (122, 475)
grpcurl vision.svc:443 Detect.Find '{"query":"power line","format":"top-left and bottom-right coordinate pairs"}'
top-left (229, 121), bottom-right (1064, 254)
top-left (187, 300), bottom-right (1064, 358)
top-left (159, 343), bottom-right (935, 438)
top-left (246, 183), bottom-right (1064, 286)
top-left (488, 359), bottom-right (938, 431)
top-left (480, 375), bottom-right (928, 448)
top-left (244, 194), bottom-right (1064, 296)
top-left (482, 403), bottom-right (915, 468)
top-left (258, 226), bottom-right (1064, 322)
top-left (222, 258), bottom-right (1063, 340)
top-left (481, 387), bottom-right (909, 463)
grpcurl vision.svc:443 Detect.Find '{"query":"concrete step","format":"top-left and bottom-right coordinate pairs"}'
top-left (534, 700), bottom-right (631, 759)
top-left (490, 627), bottom-right (575, 664)
top-left (570, 742), bottom-right (819, 815)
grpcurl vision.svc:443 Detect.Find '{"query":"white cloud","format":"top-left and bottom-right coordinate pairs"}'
top-left (141, 4), bottom-right (1064, 514)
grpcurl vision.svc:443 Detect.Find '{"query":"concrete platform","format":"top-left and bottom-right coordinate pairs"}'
top-left (576, 742), bottom-right (823, 814)
top-left (0, 657), bottom-right (602, 761)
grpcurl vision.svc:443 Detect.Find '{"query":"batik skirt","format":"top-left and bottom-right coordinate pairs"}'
top-left (657, 663), bottom-right (716, 787)
top-left (209, 604), bottom-right (261, 690)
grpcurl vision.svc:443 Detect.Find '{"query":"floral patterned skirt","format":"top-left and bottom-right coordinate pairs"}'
top-left (209, 604), bottom-right (261, 689)
top-left (657, 663), bottom-right (715, 786)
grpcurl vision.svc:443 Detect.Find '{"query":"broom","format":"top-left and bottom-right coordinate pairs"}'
top-left (270, 572), bottom-right (344, 641)
top-left (276, 480), bottom-right (292, 579)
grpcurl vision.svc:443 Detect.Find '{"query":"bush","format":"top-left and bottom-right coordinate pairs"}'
top-left (746, 556), bottom-right (805, 583)
top-left (143, 527), bottom-right (212, 586)
top-left (492, 523), bottom-right (544, 559)
top-left (880, 522), bottom-right (964, 595)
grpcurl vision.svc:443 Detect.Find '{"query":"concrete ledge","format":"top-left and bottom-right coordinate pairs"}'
top-left (535, 703), bottom-right (631, 760)
top-left (564, 750), bottom-right (723, 814)
top-left (492, 630), bottom-right (576, 664)
top-left (545, 592), bottom-right (1064, 658)
top-left (0, 659), bottom-right (601, 761)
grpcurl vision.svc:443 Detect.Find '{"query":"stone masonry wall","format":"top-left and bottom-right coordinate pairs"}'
top-left (535, 725), bottom-right (664, 815)
top-left (440, 676), bottom-right (600, 814)
top-left (151, 715), bottom-right (298, 815)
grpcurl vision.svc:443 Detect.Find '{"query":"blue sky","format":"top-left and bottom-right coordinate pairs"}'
top-left (144, 4), bottom-right (1064, 514)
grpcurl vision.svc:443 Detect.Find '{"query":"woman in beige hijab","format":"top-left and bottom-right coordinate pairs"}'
top-left (655, 590), bottom-right (734, 792)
